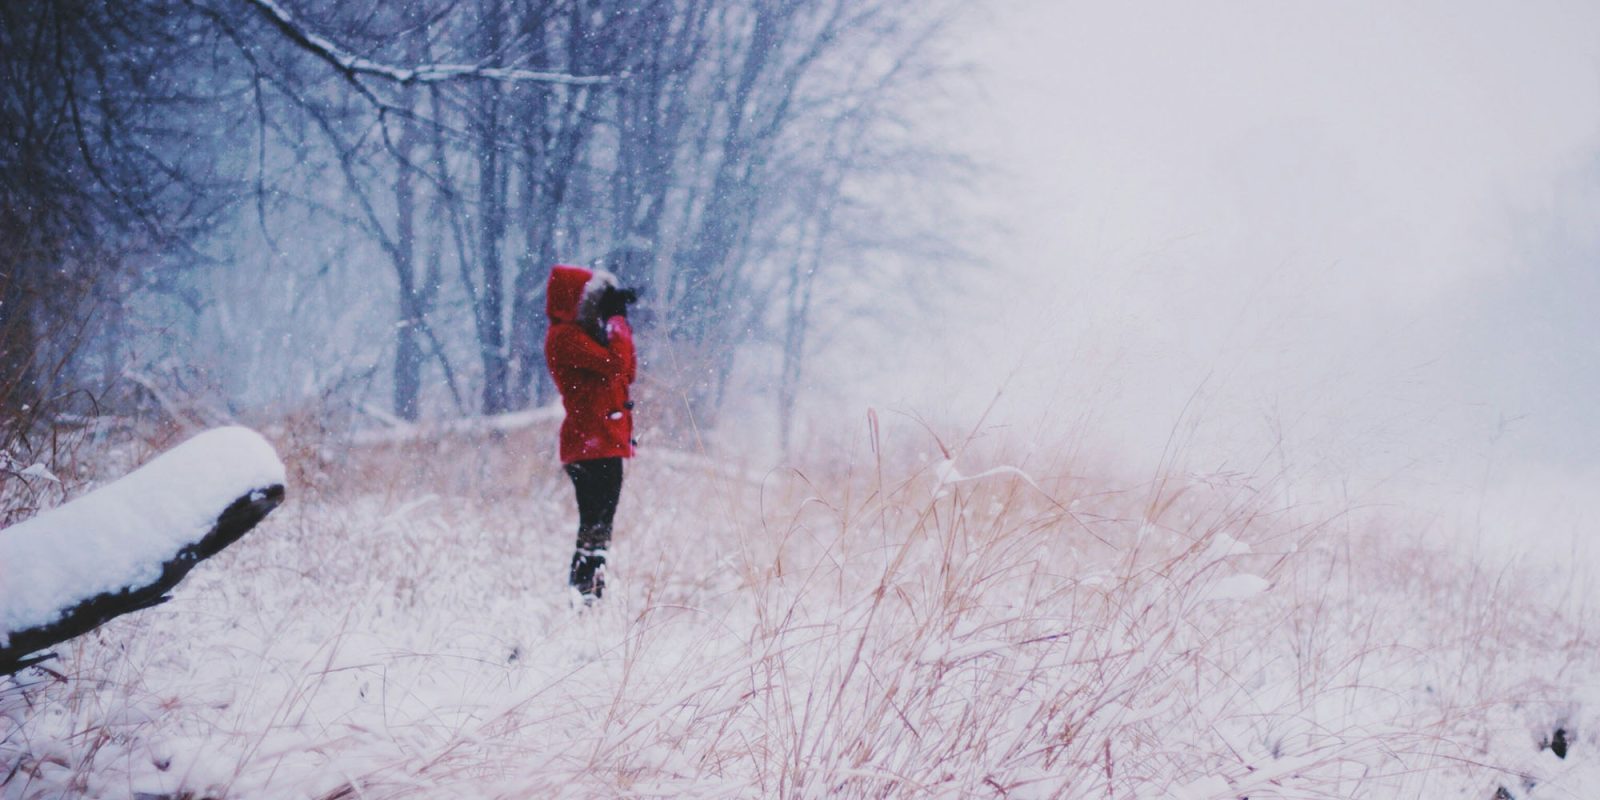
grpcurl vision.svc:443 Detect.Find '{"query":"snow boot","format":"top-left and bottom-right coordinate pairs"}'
top-left (569, 548), bottom-right (607, 602)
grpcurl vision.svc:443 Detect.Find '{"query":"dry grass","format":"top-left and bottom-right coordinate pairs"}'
top-left (2, 414), bottom-right (1596, 798)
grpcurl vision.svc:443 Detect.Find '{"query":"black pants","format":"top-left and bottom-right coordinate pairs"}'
top-left (564, 457), bottom-right (623, 595)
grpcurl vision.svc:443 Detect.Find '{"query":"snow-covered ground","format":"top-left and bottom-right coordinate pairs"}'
top-left (2, 422), bottom-right (1597, 798)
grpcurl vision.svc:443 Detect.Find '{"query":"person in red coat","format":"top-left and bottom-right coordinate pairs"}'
top-left (544, 264), bottom-right (637, 601)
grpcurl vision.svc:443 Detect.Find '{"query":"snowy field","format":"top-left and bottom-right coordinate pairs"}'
top-left (3, 420), bottom-right (1598, 798)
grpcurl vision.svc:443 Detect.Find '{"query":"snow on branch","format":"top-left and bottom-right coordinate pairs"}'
top-left (0, 427), bottom-right (286, 675)
top-left (243, 0), bottom-right (621, 87)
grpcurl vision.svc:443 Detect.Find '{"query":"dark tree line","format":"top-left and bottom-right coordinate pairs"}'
top-left (0, 0), bottom-right (973, 453)
top-left (0, 1), bottom-right (252, 451)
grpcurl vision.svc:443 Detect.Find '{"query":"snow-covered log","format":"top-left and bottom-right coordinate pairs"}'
top-left (0, 427), bottom-right (286, 675)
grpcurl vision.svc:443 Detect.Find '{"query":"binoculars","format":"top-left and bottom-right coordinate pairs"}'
top-left (597, 285), bottom-right (642, 320)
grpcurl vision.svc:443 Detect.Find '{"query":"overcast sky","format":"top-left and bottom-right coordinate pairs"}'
top-left (877, 0), bottom-right (1600, 524)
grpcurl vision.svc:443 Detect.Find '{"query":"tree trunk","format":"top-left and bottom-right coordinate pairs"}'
top-left (0, 264), bottom-right (39, 429)
top-left (508, 82), bottom-right (550, 412)
top-left (474, 0), bottom-right (509, 415)
top-left (392, 53), bottom-right (425, 421)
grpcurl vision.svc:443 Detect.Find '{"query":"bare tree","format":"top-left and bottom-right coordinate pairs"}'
top-left (0, 0), bottom-right (247, 449)
top-left (636, 0), bottom-right (974, 433)
top-left (3, 0), bottom-right (977, 442)
top-left (505, 3), bottom-right (618, 410)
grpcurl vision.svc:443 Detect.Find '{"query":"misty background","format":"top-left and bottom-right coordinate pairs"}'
top-left (878, 0), bottom-right (1600, 553)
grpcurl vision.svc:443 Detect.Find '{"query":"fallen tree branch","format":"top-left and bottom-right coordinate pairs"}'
top-left (0, 485), bottom-right (284, 675)
top-left (0, 427), bottom-right (288, 676)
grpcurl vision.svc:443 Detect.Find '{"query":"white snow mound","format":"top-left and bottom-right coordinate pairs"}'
top-left (0, 426), bottom-right (285, 645)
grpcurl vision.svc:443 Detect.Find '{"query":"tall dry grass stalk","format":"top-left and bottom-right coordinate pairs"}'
top-left (2, 414), bottom-right (1594, 798)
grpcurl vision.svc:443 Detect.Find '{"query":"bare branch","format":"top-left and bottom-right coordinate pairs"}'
top-left (241, 0), bottom-right (623, 87)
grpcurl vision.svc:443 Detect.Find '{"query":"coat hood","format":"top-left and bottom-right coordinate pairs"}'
top-left (547, 264), bottom-right (620, 325)
top-left (550, 264), bottom-right (624, 323)
top-left (546, 264), bottom-right (592, 323)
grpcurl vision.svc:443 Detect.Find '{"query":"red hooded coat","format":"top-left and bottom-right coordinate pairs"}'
top-left (545, 264), bottom-right (637, 463)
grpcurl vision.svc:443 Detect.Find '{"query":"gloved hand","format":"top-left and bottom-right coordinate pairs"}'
top-left (597, 286), bottom-right (639, 320)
